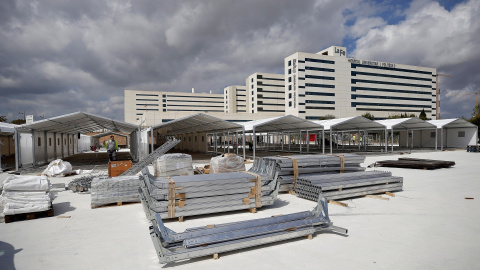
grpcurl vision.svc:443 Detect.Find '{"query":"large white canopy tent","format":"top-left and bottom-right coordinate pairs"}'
top-left (314, 116), bottom-right (386, 153)
top-left (427, 118), bottom-right (478, 150)
top-left (14, 112), bottom-right (140, 170)
top-left (240, 115), bottom-right (324, 159)
top-left (376, 117), bottom-right (437, 151)
top-left (151, 113), bottom-right (244, 157)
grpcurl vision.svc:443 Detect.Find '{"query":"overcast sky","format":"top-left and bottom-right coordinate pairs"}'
top-left (0, 0), bottom-right (478, 122)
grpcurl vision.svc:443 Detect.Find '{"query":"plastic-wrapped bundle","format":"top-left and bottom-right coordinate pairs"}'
top-left (154, 154), bottom-right (193, 177)
top-left (1, 175), bottom-right (53, 215)
top-left (91, 176), bottom-right (140, 207)
top-left (210, 153), bottom-right (245, 174)
top-left (42, 159), bottom-right (73, 177)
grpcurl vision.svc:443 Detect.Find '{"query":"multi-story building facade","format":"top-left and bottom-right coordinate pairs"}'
top-left (224, 85), bottom-right (247, 113)
top-left (284, 46), bottom-right (437, 120)
top-left (245, 73), bottom-right (285, 114)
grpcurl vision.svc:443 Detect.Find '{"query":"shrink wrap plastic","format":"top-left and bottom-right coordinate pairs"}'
top-left (210, 154), bottom-right (245, 174)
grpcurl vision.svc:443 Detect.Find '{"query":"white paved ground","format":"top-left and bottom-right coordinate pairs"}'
top-left (0, 150), bottom-right (479, 270)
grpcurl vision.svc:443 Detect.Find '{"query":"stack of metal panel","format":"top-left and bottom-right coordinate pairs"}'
top-left (148, 193), bottom-right (347, 264)
top-left (139, 165), bottom-right (279, 220)
top-left (90, 175), bottom-right (141, 208)
top-left (250, 154), bottom-right (366, 192)
top-left (295, 171), bottom-right (403, 201)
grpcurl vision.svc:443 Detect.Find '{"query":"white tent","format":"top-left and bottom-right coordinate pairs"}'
top-left (427, 119), bottom-right (478, 150)
top-left (375, 117), bottom-right (437, 151)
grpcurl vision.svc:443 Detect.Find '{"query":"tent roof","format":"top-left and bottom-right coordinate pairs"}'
top-left (314, 116), bottom-right (386, 131)
top-left (428, 118), bottom-right (478, 129)
top-left (89, 131), bottom-right (129, 138)
top-left (152, 113), bottom-right (242, 135)
top-left (240, 115), bottom-right (323, 132)
top-left (0, 122), bottom-right (17, 135)
top-left (375, 117), bottom-right (436, 130)
top-left (16, 112), bottom-right (139, 134)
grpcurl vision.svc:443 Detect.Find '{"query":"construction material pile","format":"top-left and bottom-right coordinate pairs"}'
top-left (1, 175), bottom-right (53, 215)
top-left (210, 153), bottom-right (245, 173)
top-left (139, 167), bottom-right (279, 219)
top-left (154, 153), bottom-right (193, 177)
top-left (375, 158), bottom-right (455, 170)
top-left (250, 154), bottom-right (366, 191)
top-left (90, 176), bottom-right (140, 208)
top-left (67, 172), bottom-right (108, 192)
top-left (295, 171), bottom-right (403, 201)
top-left (148, 193), bottom-right (347, 264)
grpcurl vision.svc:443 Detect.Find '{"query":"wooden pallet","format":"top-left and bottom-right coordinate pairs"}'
top-left (91, 201), bottom-right (140, 209)
top-left (4, 208), bottom-right (54, 223)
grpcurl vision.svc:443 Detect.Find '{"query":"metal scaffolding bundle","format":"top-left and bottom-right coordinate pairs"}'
top-left (148, 193), bottom-right (347, 263)
top-left (249, 154), bottom-right (366, 192)
top-left (295, 171), bottom-right (403, 201)
top-left (139, 164), bottom-right (280, 220)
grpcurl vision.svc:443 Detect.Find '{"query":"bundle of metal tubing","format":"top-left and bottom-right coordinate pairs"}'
top-left (249, 154), bottom-right (366, 192)
top-left (139, 162), bottom-right (280, 220)
top-left (295, 171), bottom-right (403, 201)
top-left (148, 192), bottom-right (347, 264)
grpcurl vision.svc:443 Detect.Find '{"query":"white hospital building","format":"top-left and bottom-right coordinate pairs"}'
top-left (284, 46), bottom-right (436, 120)
top-left (124, 46), bottom-right (437, 125)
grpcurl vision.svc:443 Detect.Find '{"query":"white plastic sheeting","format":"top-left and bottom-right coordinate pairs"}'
top-left (210, 153), bottom-right (245, 173)
top-left (1, 175), bottom-right (53, 215)
top-left (42, 159), bottom-right (73, 177)
top-left (154, 153), bottom-right (193, 177)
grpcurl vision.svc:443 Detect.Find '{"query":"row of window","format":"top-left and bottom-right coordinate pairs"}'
top-left (351, 63), bottom-right (432, 75)
top-left (305, 83), bottom-right (335, 88)
top-left (305, 75), bottom-right (335, 80)
top-left (352, 86), bottom-right (432, 95)
top-left (136, 98), bottom-right (158, 101)
top-left (351, 102), bottom-right (431, 108)
top-left (167, 99), bottom-right (224, 104)
top-left (305, 92), bottom-right (335, 96)
top-left (351, 94), bottom-right (432, 102)
top-left (351, 71), bottom-right (432, 82)
top-left (136, 94), bottom-right (158, 97)
top-left (306, 100), bottom-right (335, 104)
top-left (352, 79), bottom-right (432, 89)
top-left (305, 58), bottom-right (335, 64)
top-left (355, 108), bottom-right (431, 113)
top-left (305, 106), bottom-right (335, 110)
top-left (136, 104), bottom-right (159, 106)
top-left (305, 66), bottom-right (335, 72)
top-left (165, 95), bottom-right (223, 99)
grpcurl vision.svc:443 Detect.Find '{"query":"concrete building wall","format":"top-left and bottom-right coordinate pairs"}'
top-left (224, 85), bottom-right (247, 113)
top-left (246, 72), bottom-right (285, 114)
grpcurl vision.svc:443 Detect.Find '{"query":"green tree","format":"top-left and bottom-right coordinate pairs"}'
top-left (472, 104), bottom-right (480, 117)
top-left (419, 109), bottom-right (427, 120)
top-left (321, 114), bottom-right (335, 120)
top-left (361, 112), bottom-right (375, 120)
top-left (0, 115), bottom-right (7, 122)
top-left (11, 119), bottom-right (26, 125)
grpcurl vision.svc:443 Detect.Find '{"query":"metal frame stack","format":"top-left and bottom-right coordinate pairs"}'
top-left (139, 165), bottom-right (280, 220)
top-left (250, 154), bottom-right (366, 192)
top-left (148, 193), bottom-right (347, 264)
top-left (295, 171), bottom-right (403, 201)
top-left (121, 138), bottom-right (180, 176)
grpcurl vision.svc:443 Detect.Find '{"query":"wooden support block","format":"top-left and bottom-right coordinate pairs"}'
top-left (117, 202), bottom-right (122, 206)
top-left (385, 192), bottom-right (395, 197)
top-left (288, 190), bottom-right (296, 195)
top-left (26, 213), bottom-right (35, 220)
top-left (365, 195), bottom-right (389, 201)
top-left (57, 216), bottom-right (71, 219)
top-left (178, 216), bottom-right (184, 222)
top-left (465, 197), bottom-right (474, 200)
top-left (248, 208), bottom-right (257, 213)
top-left (338, 188), bottom-right (342, 191)
top-left (206, 224), bottom-right (215, 228)
top-left (328, 200), bottom-right (348, 207)
top-left (213, 253), bottom-right (219, 260)
top-left (305, 234), bottom-right (313, 240)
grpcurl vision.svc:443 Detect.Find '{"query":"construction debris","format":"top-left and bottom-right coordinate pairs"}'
top-left (67, 172), bottom-right (108, 192)
top-left (249, 154), bottom-right (366, 192)
top-left (148, 193), bottom-right (347, 264)
top-left (375, 158), bottom-right (455, 169)
top-left (139, 164), bottom-right (279, 220)
top-left (90, 175), bottom-right (141, 208)
top-left (1, 175), bottom-right (54, 216)
top-left (154, 153), bottom-right (193, 177)
top-left (295, 171), bottom-right (403, 202)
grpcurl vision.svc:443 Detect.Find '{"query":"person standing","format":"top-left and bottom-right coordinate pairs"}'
top-left (105, 135), bottom-right (118, 161)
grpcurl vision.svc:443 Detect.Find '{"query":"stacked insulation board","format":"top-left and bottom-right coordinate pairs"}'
top-left (148, 193), bottom-right (347, 263)
top-left (295, 171), bottom-right (403, 201)
top-left (375, 158), bottom-right (455, 170)
top-left (139, 165), bottom-right (279, 220)
top-left (250, 154), bottom-right (366, 192)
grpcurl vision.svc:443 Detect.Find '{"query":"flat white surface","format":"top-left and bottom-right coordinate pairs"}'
top-left (1, 150), bottom-right (479, 269)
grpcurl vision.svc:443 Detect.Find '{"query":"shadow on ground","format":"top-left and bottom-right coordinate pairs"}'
top-left (0, 241), bottom-right (22, 270)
